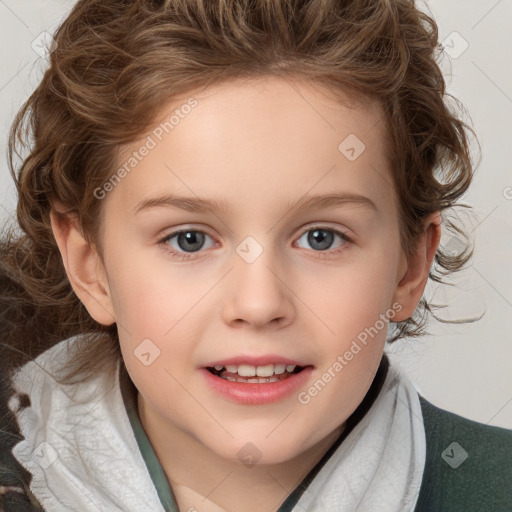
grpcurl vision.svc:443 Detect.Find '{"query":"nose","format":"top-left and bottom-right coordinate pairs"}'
top-left (221, 245), bottom-right (296, 330)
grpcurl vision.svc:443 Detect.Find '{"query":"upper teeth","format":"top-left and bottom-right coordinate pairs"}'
top-left (213, 364), bottom-right (297, 377)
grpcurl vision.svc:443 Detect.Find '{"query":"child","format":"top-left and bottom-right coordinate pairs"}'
top-left (1, 0), bottom-right (510, 511)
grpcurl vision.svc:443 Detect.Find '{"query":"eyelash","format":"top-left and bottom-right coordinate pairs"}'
top-left (157, 226), bottom-right (353, 261)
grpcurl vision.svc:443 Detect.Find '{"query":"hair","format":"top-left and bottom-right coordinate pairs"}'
top-left (1, 0), bottom-right (479, 386)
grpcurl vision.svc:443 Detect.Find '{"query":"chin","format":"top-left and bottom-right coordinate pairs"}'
top-left (207, 435), bottom-right (307, 468)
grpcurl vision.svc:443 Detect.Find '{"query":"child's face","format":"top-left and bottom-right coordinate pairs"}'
top-left (93, 77), bottom-right (418, 465)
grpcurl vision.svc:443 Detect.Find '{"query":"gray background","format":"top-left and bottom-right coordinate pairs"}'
top-left (1, 0), bottom-right (511, 428)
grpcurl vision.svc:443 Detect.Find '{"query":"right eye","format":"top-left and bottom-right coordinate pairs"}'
top-left (158, 229), bottom-right (217, 260)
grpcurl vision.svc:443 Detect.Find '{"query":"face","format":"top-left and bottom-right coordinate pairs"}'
top-left (94, 77), bottom-right (410, 466)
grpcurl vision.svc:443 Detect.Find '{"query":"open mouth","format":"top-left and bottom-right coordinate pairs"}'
top-left (206, 364), bottom-right (305, 383)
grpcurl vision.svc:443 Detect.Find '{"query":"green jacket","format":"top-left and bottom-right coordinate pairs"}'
top-left (414, 395), bottom-right (512, 511)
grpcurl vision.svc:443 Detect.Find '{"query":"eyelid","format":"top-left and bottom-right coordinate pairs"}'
top-left (156, 221), bottom-right (217, 240)
top-left (157, 226), bottom-right (218, 250)
top-left (298, 222), bottom-right (353, 238)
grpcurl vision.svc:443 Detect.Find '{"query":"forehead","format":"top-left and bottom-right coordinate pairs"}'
top-left (109, 76), bottom-right (395, 220)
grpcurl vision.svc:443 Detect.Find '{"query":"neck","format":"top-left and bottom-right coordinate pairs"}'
top-left (137, 394), bottom-right (344, 512)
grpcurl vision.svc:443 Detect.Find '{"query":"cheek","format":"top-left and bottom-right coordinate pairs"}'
top-left (299, 255), bottom-right (398, 339)
top-left (106, 253), bottom-right (206, 336)
top-left (106, 256), bottom-right (211, 374)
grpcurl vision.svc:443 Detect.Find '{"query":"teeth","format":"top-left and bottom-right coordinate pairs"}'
top-left (274, 364), bottom-right (286, 375)
top-left (256, 364), bottom-right (274, 377)
top-left (237, 376), bottom-right (281, 383)
top-left (214, 363), bottom-right (301, 377)
top-left (238, 364), bottom-right (256, 377)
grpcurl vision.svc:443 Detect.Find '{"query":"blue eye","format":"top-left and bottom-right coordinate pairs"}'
top-left (158, 226), bottom-right (352, 261)
top-left (160, 230), bottom-right (216, 260)
top-left (295, 227), bottom-right (351, 252)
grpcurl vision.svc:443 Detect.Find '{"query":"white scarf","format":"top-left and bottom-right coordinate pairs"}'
top-left (8, 337), bottom-right (426, 511)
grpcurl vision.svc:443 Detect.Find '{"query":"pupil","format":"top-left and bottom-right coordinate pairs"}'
top-left (308, 229), bottom-right (333, 251)
top-left (178, 231), bottom-right (204, 252)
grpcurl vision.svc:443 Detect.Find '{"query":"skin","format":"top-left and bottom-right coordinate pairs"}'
top-left (51, 76), bottom-right (441, 512)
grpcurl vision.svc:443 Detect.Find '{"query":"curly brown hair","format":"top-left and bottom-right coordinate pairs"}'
top-left (1, 0), bottom-right (478, 385)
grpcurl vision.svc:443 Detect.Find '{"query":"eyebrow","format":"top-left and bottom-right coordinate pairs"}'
top-left (133, 192), bottom-right (378, 215)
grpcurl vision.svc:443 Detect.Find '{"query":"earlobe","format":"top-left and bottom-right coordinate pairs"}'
top-left (50, 204), bottom-right (116, 326)
top-left (391, 212), bottom-right (442, 322)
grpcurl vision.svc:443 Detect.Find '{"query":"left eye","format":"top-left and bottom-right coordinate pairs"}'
top-left (295, 227), bottom-right (350, 252)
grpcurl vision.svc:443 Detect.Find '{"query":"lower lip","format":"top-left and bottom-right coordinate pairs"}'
top-left (200, 367), bottom-right (314, 405)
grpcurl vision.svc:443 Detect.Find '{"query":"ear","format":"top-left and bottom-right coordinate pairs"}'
top-left (391, 211), bottom-right (442, 322)
top-left (50, 201), bottom-right (116, 326)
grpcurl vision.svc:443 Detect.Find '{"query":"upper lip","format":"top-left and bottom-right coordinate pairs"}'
top-left (202, 355), bottom-right (310, 368)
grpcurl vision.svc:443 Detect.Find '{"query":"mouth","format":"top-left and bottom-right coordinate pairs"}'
top-left (206, 363), bottom-right (305, 383)
top-left (201, 356), bottom-right (314, 404)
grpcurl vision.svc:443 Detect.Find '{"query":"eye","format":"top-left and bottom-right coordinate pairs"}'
top-left (159, 229), bottom-right (216, 260)
top-left (158, 225), bottom-right (353, 261)
top-left (295, 226), bottom-right (352, 253)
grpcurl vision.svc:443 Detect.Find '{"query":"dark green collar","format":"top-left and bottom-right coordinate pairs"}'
top-left (120, 366), bottom-right (179, 511)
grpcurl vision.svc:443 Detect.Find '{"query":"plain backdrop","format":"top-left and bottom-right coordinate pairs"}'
top-left (1, 0), bottom-right (511, 428)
